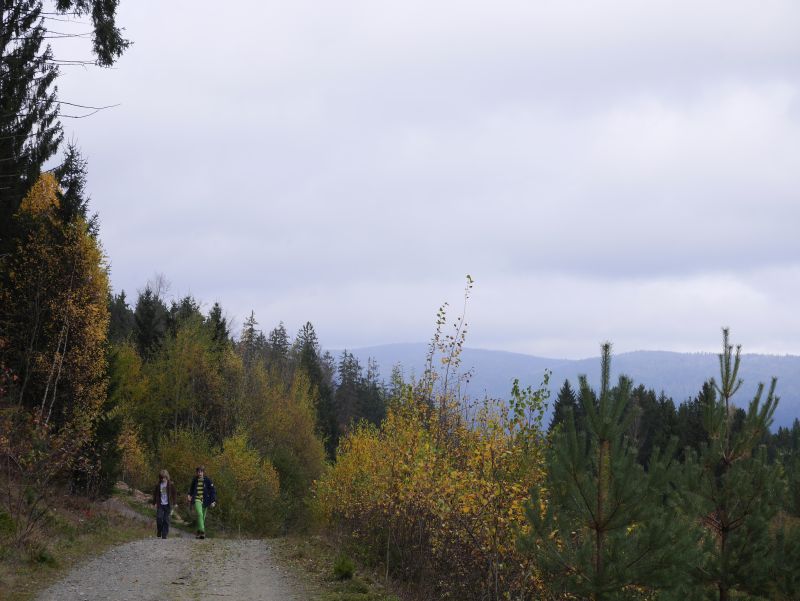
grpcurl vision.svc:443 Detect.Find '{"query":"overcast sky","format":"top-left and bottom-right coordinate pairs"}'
top-left (52, 0), bottom-right (800, 359)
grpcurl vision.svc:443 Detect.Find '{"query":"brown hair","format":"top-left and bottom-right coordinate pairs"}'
top-left (195, 466), bottom-right (205, 473)
top-left (159, 469), bottom-right (170, 481)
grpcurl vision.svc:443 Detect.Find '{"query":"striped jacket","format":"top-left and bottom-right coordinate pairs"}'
top-left (187, 475), bottom-right (216, 508)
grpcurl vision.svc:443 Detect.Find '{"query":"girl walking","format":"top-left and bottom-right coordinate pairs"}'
top-left (152, 469), bottom-right (178, 539)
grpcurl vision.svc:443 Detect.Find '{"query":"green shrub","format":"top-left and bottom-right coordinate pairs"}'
top-left (211, 433), bottom-right (281, 535)
top-left (333, 554), bottom-right (355, 580)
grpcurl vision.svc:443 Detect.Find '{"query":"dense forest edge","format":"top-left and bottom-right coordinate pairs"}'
top-left (2, 3), bottom-right (800, 600)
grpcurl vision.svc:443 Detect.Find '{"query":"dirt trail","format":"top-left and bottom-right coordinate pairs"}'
top-left (35, 538), bottom-right (312, 601)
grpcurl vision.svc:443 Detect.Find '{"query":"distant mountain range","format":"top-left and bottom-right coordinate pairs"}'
top-left (340, 343), bottom-right (800, 429)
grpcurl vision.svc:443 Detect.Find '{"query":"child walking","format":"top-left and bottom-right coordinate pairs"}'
top-left (186, 466), bottom-right (216, 539)
top-left (152, 469), bottom-right (177, 539)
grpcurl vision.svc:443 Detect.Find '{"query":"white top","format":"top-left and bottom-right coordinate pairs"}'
top-left (160, 481), bottom-right (168, 505)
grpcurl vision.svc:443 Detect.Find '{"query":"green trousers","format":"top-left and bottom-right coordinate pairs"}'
top-left (194, 499), bottom-right (207, 533)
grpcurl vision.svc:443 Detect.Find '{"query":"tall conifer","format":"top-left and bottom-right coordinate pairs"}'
top-left (133, 286), bottom-right (167, 359)
top-left (0, 1), bottom-right (61, 246)
top-left (296, 322), bottom-right (337, 454)
top-left (0, 1), bottom-right (128, 252)
top-left (205, 302), bottom-right (230, 351)
top-left (108, 290), bottom-right (134, 343)
top-left (266, 322), bottom-right (289, 372)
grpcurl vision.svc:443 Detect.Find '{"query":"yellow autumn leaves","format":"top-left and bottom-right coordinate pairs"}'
top-left (1, 173), bottom-right (111, 540)
top-left (314, 383), bottom-right (548, 599)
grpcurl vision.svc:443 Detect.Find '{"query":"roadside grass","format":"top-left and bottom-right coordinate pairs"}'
top-left (274, 534), bottom-right (401, 601)
top-left (0, 494), bottom-right (152, 601)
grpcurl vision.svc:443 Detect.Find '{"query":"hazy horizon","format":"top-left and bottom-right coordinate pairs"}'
top-left (337, 341), bottom-right (800, 361)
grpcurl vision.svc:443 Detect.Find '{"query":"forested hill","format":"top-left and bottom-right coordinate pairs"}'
top-left (344, 343), bottom-right (800, 428)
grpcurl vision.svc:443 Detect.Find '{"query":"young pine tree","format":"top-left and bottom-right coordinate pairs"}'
top-left (521, 343), bottom-right (693, 600)
top-left (681, 329), bottom-right (799, 601)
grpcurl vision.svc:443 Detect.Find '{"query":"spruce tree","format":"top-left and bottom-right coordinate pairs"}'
top-left (108, 290), bottom-right (134, 343)
top-left (549, 378), bottom-right (579, 433)
top-left (167, 295), bottom-right (202, 336)
top-left (266, 321), bottom-right (289, 372)
top-left (295, 322), bottom-right (337, 455)
top-left (360, 357), bottom-right (387, 426)
top-left (1, 1), bottom-right (128, 252)
top-left (331, 352), bottom-right (386, 429)
top-left (676, 382), bottom-right (713, 458)
top-left (238, 311), bottom-right (261, 367)
top-left (0, 1), bottom-right (62, 248)
top-left (521, 343), bottom-right (693, 600)
top-left (681, 328), bottom-right (798, 601)
top-left (205, 302), bottom-right (230, 351)
top-left (133, 286), bottom-right (167, 359)
top-left (630, 386), bottom-right (678, 467)
top-left (53, 142), bottom-right (94, 230)
top-left (334, 350), bottom-right (361, 431)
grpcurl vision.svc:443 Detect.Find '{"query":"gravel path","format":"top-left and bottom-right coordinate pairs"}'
top-left (35, 538), bottom-right (311, 601)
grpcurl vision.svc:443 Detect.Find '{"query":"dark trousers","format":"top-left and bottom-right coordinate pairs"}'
top-left (156, 503), bottom-right (171, 539)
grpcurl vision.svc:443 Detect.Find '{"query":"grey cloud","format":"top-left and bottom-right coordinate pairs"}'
top-left (47, 0), bottom-right (800, 357)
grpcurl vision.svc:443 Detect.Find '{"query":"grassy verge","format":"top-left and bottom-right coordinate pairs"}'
top-left (0, 495), bottom-right (152, 601)
top-left (274, 534), bottom-right (401, 601)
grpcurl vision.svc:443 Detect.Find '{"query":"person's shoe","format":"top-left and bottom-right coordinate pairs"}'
top-left (199, 533), bottom-right (205, 539)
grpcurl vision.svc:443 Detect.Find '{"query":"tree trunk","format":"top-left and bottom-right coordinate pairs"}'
top-left (595, 438), bottom-right (610, 599)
